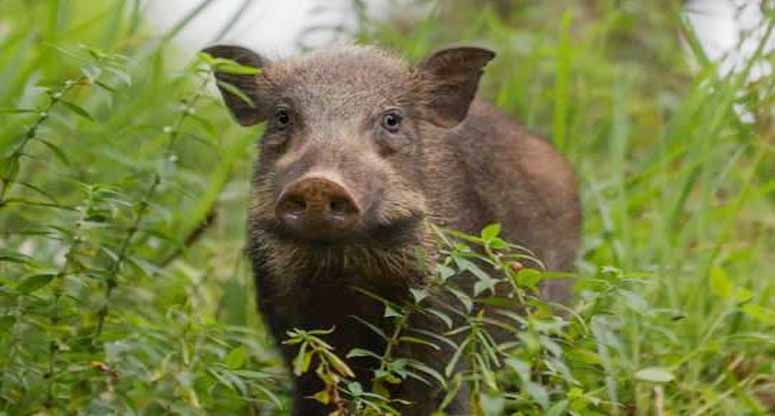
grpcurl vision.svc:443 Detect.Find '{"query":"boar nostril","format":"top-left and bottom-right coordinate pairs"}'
top-left (284, 196), bottom-right (307, 215)
top-left (329, 197), bottom-right (356, 216)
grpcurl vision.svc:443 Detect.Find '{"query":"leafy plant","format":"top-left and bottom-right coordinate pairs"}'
top-left (0, 0), bottom-right (773, 415)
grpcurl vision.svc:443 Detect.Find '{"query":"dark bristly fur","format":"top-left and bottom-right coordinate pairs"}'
top-left (204, 43), bottom-right (581, 416)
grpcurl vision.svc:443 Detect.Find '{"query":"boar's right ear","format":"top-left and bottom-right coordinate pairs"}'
top-left (202, 45), bottom-right (270, 126)
top-left (417, 46), bottom-right (495, 128)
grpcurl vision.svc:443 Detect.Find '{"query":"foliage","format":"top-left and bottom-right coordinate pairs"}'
top-left (0, 0), bottom-right (773, 415)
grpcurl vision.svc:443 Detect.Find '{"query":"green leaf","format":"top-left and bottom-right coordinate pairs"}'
top-left (446, 286), bottom-right (473, 313)
top-left (384, 304), bottom-right (402, 318)
top-left (489, 237), bottom-right (509, 249)
top-left (0, 250), bottom-right (34, 265)
top-left (409, 288), bottom-right (429, 304)
top-left (618, 289), bottom-right (649, 314)
top-left (216, 62), bottom-right (262, 75)
top-left (0, 108), bottom-right (38, 114)
top-left (38, 139), bottom-right (71, 166)
top-left (347, 348), bottom-right (381, 360)
top-left (634, 367), bottom-right (675, 383)
top-left (515, 268), bottom-right (544, 289)
top-left (16, 273), bottom-right (56, 293)
top-left (60, 100), bottom-right (95, 121)
top-left (439, 373), bottom-right (464, 411)
top-left (710, 266), bottom-right (733, 299)
top-left (406, 359), bottom-right (446, 387)
top-left (224, 346), bottom-right (248, 369)
top-left (566, 348), bottom-right (601, 365)
top-left (444, 337), bottom-right (470, 377)
top-left (322, 349), bottom-right (355, 377)
top-left (347, 381), bottom-right (363, 396)
top-left (106, 67), bottom-right (132, 86)
top-left (732, 287), bottom-right (753, 303)
top-left (425, 308), bottom-right (453, 329)
top-left (216, 80), bottom-right (255, 108)
top-left (398, 336), bottom-right (440, 350)
top-left (350, 315), bottom-right (387, 339)
top-left (546, 399), bottom-right (569, 416)
top-left (292, 344), bottom-right (312, 376)
top-left (474, 354), bottom-right (497, 390)
top-left (525, 381), bottom-right (549, 409)
top-left (740, 304), bottom-right (775, 326)
top-left (436, 264), bottom-right (455, 281)
top-left (206, 56), bottom-right (262, 75)
top-left (480, 223), bottom-right (501, 242)
top-left (312, 389), bottom-right (330, 405)
top-left (505, 358), bottom-right (530, 381)
top-left (81, 64), bottom-right (102, 82)
top-left (473, 276), bottom-right (498, 296)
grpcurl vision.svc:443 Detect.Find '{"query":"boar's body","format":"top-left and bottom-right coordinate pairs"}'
top-left (205, 44), bottom-right (580, 415)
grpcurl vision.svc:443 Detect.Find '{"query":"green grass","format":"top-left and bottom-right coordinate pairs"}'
top-left (1, 0), bottom-right (773, 414)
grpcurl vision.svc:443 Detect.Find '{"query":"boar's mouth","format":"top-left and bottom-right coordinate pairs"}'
top-left (254, 211), bottom-right (426, 249)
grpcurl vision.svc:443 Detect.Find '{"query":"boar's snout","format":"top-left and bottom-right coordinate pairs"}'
top-left (275, 175), bottom-right (361, 241)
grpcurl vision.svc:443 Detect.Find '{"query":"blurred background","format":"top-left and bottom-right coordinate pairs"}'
top-left (0, 1), bottom-right (773, 415)
top-left (147, 0), bottom-right (774, 78)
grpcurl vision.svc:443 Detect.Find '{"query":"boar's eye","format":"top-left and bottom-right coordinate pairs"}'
top-left (381, 110), bottom-right (402, 133)
top-left (273, 107), bottom-right (291, 130)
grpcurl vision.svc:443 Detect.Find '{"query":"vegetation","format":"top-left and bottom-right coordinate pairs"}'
top-left (0, 0), bottom-right (773, 414)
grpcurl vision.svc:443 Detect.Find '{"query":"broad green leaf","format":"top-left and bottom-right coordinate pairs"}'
top-left (16, 273), bottom-right (56, 293)
top-left (525, 381), bottom-right (549, 409)
top-left (480, 223), bottom-right (501, 242)
top-left (224, 346), bottom-right (248, 369)
top-left (409, 288), bottom-right (429, 304)
top-left (546, 399), bottom-right (569, 416)
top-left (515, 268), bottom-right (544, 288)
top-left (741, 304), bottom-right (775, 326)
top-left (710, 266), bottom-right (733, 299)
top-left (312, 389), bottom-right (330, 405)
top-left (436, 264), bottom-right (455, 281)
top-left (384, 304), bottom-right (402, 318)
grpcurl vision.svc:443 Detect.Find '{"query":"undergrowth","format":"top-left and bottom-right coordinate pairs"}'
top-left (0, 0), bottom-right (773, 415)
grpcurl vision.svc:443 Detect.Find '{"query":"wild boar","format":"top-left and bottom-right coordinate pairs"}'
top-left (204, 43), bottom-right (581, 415)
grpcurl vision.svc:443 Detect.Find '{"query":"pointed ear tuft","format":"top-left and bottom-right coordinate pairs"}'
top-left (418, 46), bottom-right (495, 128)
top-left (202, 45), bottom-right (270, 126)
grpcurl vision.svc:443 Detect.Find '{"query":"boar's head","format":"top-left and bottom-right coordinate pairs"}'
top-left (203, 44), bottom-right (494, 285)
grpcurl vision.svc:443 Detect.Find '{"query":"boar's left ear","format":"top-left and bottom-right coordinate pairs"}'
top-left (202, 45), bottom-right (270, 126)
top-left (417, 46), bottom-right (495, 128)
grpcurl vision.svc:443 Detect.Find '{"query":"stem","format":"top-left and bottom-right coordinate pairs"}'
top-left (46, 211), bottom-right (84, 406)
top-left (379, 309), bottom-right (411, 373)
top-left (0, 77), bottom-right (86, 204)
top-left (93, 175), bottom-right (159, 341)
top-left (165, 75), bottom-right (210, 153)
top-left (0, 297), bottom-right (25, 410)
top-left (93, 72), bottom-right (209, 342)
